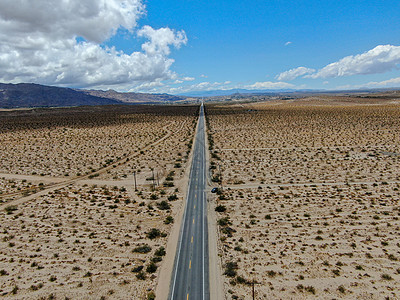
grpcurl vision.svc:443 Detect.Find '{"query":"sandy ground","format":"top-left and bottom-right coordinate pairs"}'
top-left (205, 117), bottom-right (225, 300)
top-left (0, 106), bottom-right (198, 299)
top-left (206, 99), bottom-right (400, 299)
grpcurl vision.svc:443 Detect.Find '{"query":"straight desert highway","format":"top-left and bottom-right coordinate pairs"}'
top-left (169, 103), bottom-right (209, 300)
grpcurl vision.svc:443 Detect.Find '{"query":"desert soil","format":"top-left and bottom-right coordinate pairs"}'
top-left (206, 98), bottom-right (400, 299)
top-left (0, 105), bottom-right (198, 299)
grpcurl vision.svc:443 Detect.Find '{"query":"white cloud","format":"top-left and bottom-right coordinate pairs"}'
top-left (285, 41), bottom-right (292, 46)
top-left (246, 81), bottom-right (295, 90)
top-left (277, 45), bottom-right (400, 82)
top-left (129, 80), bottom-right (164, 92)
top-left (276, 67), bottom-right (316, 81)
top-left (0, 0), bottom-right (187, 90)
top-left (0, 0), bottom-right (145, 43)
top-left (347, 77), bottom-right (400, 89)
top-left (182, 77), bottom-right (195, 81)
top-left (200, 74), bottom-right (208, 78)
top-left (138, 25), bottom-right (187, 56)
top-left (310, 45), bottom-right (400, 79)
top-left (167, 81), bottom-right (232, 94)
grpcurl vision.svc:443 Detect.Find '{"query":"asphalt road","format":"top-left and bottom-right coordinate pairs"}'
top-left (169, 103), bottom-right (209, 300)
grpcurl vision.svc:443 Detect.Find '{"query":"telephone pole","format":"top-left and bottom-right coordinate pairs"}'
top-left (133, 171), bottom-right (137, 191)
top-left (218, 163), bottom-right (223, 190)
top-left (252, 279), bottom-right (255, 300)
top-left (151, 168), bottom-right (156, 190)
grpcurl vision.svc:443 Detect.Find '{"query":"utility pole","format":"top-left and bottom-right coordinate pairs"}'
top-left (252, 279), bottom-right (255, 300)
top-left (133, 171), bottom-right (137, 191)
top-left (218, 163), bottom-right (223, 190)
top-left (151, 168), bottom-right (156, 190)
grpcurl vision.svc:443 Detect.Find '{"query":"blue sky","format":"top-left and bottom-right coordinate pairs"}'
top-left (1, 0), bottom-right (400, 94)
top-left (143, 0), bottom-right (400, 93)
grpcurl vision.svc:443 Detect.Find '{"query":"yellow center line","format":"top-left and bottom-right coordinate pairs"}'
top-left (194, 205), bottom-right (196, 209)
top-left (187, 294), bottom-right (189, 300)
top-left (191, 236), bottom-right (193, 243)
top-left (193, 218), bottom-right (195, 224)
top-left (189, 260), bottom-right (191, 269)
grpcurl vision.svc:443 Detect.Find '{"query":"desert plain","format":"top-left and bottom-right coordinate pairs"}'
top-left (1, 94), bottom-right (400, 300)
top-left (0, 105), bottom-right (198, 299)
top-left (206, 95), bottom-right (400, 299)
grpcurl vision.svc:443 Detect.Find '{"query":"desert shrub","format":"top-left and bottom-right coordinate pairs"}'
top-left (133, 244), bottom-right (152, 253)
top-left (215, 205), bottom-right (226, 212)
top-left (151, 256), bottom-right (162, 263)
top-left (147, 292), bottom-right (156, 300)
top-left (164, 216), bottom-right (174, 224)
top-left (236, 276), bottom-right (247, 284)
top-left (132, 266), bottom-right (144, 273)
top-left (155, 247), bottom-right (166, 257)
top-left (146, 262), bottom-right (157, 273)
top-left (224, 261), bottom-right (238, 277)
top-left (157, 201), bottom-right (170, 210)
top-left (5, 205), bottom-right (17, 214)
top-left (267, 270), bottom-right (276, 277)
top-left (168, 194), bottom-right (178, 201)
top-left (147, 228), bottom-right (161, 239)
top-left (0, 269), bottom-right (8, 276)
top-left (136, 271), bottom-right (146, 280)
top-left (305, 286), bottom-right (316, 294)
top-left (381, 273), bottom-right (393, 280)
top-left (218, 217), bottom-right (231, 226)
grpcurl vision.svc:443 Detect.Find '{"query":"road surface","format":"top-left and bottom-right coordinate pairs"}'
top-left (169, 103), bottom-right (209, 300)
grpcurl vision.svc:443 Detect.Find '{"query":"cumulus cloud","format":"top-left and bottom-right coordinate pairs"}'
top-left (0, 0), bottom-right (187, 90)
top-left (276, 67), bottom-right (315, 81)
top-left (138, 25), bottom-right (187, 56)
top-left (168, 81), bottom-right (232, 94)
top-left (350, 77), bottom-right (400, 89)
top-left (246, 81), bottom-right (295, 90)
top-left (277, 45), bottom-right (400, 82)
top-left (310, 45), bottom-right (400, 78)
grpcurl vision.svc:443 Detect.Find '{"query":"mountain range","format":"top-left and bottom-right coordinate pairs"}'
top-left (0, 83), bottom-right (187, 109)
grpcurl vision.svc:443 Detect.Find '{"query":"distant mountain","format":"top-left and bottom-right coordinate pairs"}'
top-left (82, 89), bottom-right (186, 103)
top-left (177, 89), bottom-right (305, 97)
top-left (0, 83), bottom-right (122, 108)
top-left (0, 83), bottom-right (188, 109)
top-left (179, 87), bottom-right (400, 98)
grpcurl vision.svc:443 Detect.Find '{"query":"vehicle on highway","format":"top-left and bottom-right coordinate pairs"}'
top-left (211, 187), bottom-right (218, 193)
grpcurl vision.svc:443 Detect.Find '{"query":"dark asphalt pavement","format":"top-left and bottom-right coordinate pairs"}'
top-left (169, 103), bottom-right (209, 300)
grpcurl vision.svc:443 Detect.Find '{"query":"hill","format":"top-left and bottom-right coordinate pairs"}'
top-left (0, 83), bottom-right (122, 108)
top-left (0, 83), bottom-right (188, 109)
top-left (82, 89), bottom-right (186, 103)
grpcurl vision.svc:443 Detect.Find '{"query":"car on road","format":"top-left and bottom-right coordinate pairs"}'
top-left (211, 187), bottom-right (219, 193)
